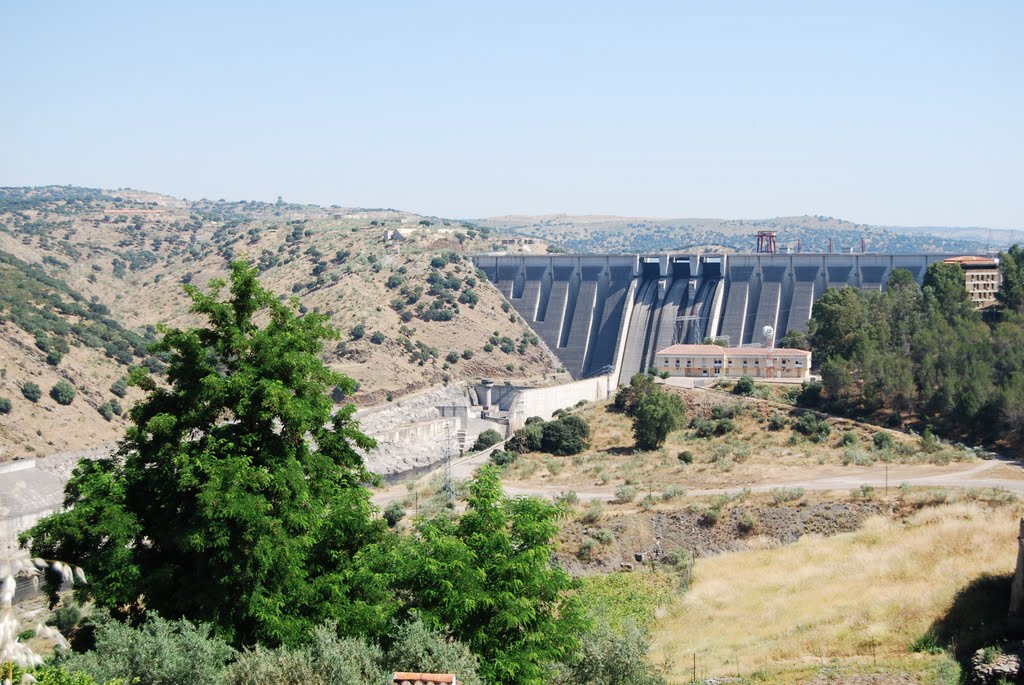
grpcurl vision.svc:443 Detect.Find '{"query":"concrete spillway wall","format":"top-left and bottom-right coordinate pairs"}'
top-left (475, 253), bottom-right (947, 384)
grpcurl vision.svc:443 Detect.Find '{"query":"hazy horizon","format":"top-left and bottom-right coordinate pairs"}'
top-left (2, 1), bottom-right (1021, 229)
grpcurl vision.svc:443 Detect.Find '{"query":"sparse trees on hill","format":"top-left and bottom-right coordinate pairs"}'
top-left (803, 252), bottom-right (1024, 447)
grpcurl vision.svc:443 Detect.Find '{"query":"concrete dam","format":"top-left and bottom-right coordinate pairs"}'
top-left (473, 253), bottom-right (946, 384)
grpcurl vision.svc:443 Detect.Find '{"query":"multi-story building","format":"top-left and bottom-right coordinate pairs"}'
top-left (654, 344), bottom-right (812, 380)
top-left (943, 256), bottom-right (1001, 309)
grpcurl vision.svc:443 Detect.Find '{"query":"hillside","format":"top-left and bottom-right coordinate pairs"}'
top-left (478, 213), bottom-right (993, 254)
top-left (0, 186), bottom-right (561, 457)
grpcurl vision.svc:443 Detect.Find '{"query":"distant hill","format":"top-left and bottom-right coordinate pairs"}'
top-left (0, 186), bottom-right (562, 457)
top-left (477, 213), bottom-right (1002, 255)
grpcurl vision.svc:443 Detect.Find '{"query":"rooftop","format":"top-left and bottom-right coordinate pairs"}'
top-left (656, 344), bottom-right (811, 358)
top-left (393, 674), bottom-right (456, 685)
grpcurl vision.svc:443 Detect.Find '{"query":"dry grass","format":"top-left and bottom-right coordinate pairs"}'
top-left (650, 502), bottom-right (1022, 682)
top-left (502, 398), bottom-right (972, 493)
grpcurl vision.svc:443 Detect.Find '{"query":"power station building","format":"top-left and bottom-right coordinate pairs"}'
top-left (653, 344), bottom-right (812, 380)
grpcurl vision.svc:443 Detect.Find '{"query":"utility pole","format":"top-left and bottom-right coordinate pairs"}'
top-left (444, 422), bottom-right (454, 506)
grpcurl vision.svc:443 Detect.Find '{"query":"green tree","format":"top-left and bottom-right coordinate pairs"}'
top-left (999, 244), bottom-right (1024, 313)
top-left (22, 262), bottom-right (393, 647)
top-left (21, 382), bottom-right (42, 402)
top-left (631, 388), bottom-right (686, 450)
top-left (540, 415), bottom-right (590, 455)
top-left (389, 467), bottom-right (585, 685)
top-left (50, 380), bottom-right (76, 405)
top-left (613, 373), bottom-right (657, 416)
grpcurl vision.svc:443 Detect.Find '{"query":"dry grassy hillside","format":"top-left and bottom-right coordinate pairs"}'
top-left (0, 186), bottom-right (560, 455)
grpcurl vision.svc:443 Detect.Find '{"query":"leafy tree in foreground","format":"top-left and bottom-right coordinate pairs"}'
top-left (22, 262), bottom-right (393, 647)
top-left (631, 388), bottom-right (686, 451)
top-left (387, 466), bottom-right (585, 685)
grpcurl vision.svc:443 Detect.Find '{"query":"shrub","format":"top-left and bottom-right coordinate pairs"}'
top-left (733, 376), bottom-right (755, 396)
top-left (22, 382), bottom-right (42, 402)
top-left (461, 349), bottom-right (474, 360)
top-left (369, 331), bottom-right (385, 345)
top-left (383, 501), bottom-right (405, 528)
top-left (677, 450), bottom-right (694, 464)
top-left (579, 500), bottom-right (604, 524)
top-left (349, 324), bottom-right (365, 340)
top-left (770, 487), bottom-right (805, 504)
top-left (714, 418), bottom-right (735, 435)
top-left (737, 511), bottom-right (759, 534)
top-left (767, 413), bottom-right (788, 431)
top-left (97, 401), bottom-right (116, 421)
top-left (445, 351), bottom-right (460, 364)
top-left (614, 485), bottom-right (638, 503)
top-left (851, 484), bottom-right (876, 500)
top-left (540, 415), bottom-right (590, 456)
top-left (489, 450), bottom-right (518, 467)
top-left (387, 618), bottom-right (483, 685)
top-left (472, 429), bottom-right (504, 451)
top-left (873, 431), bottom-right (894, 450)
top-left (0, 397), bottom-right (10, 414)
top-left (50, 380), bottom-right (76, 405)
top-left (662, 485), bottom-right (686, 501)
top-left (592, 528), bottom-right (615, 544)
top-left (797, 379), bottom-right (824, 407)
top-left (508, 422), bottom-right (543, 453)
top-left (46, 604), bottom-right (82, 634)
top-left (840, 430), bottom-right (859, 447)
top-left (554, 491), bottom-right (580, 507)
top-left (61, 612), bottom-right (236, 685)
top-left (110, 377), bottom-right (128, 398)
top-left (793, 412), bottom-right (831, 443)
top-left (692, 418), bottom-right (715, 438)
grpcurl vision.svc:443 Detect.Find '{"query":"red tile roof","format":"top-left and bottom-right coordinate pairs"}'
top-left (393, 674), bottom-right (456, 685)
top-left (656, 344), bottom-right (810, 358)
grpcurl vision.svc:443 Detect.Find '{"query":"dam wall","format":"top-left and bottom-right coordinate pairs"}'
top-left (474, 253), bottom-right (946, 384)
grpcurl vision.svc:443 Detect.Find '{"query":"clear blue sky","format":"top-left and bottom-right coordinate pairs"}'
top-left (2, 1), bottom-right (1021, 228)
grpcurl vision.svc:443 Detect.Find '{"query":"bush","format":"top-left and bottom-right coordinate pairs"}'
top-left (733, 376), bottom-right (755, 396)
top-left (369, 331), bottom-right (385, 345)
top-left (614, 485), bottom-right (638, 503)
top-left (110, 377), bottom-right (128, 398)
top-left (97, 401), bottom-right (116, 421)
top-left (472, 428), bottom-right (504, 451)
top-left (461, 349), bottom-right (474, 360)
top-left (60, 612), bottom-right (236, 685)
top-left (541, 415), bottom-right (590, 456)
top-left (349, 324), bottom-right (365, 340)
top-left (840, 430), bottom-right (859, 447)
top-left (50, 380), bottom-right (76, 405)
top-left (714, 418), bottom-right (735, 435)
top-left (508, 422), bottom-right (543, 453)
top-left (383, 501), bottom-right (405, 528)
top-left (554, 491), bottom-right (580, 507)
top-left (579, 500), bottom-right (604, 524)
top-left (692, 418), bottom-right (715, 438)
top-left (792, 412), bottom-right (831, 443)
top-left (562, 621), bottom-right (668, 685)
top-left (873, 431), bottom-right (894, 450)
top-left (387, 617), bottom-right (483, 685)
top-left (489, 449), bottom-right (518, 467)
top-left (22, 382), bottom-right (42, 402)
top-left (770, 487), bottom-right (805, 504)
top-left (767, 412), bottom-right (788, 431)
top-left (677, 450), bottom-right (694, 464)
top-left (797, 379), bottom-right (823, 407)
top-left (0, 397), bottom-right (10, 414)
top-left (662, 485), bottom-right (686, 501)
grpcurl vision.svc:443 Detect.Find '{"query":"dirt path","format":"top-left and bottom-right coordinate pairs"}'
top-left (372, 456), bottom-right (1022, 506)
